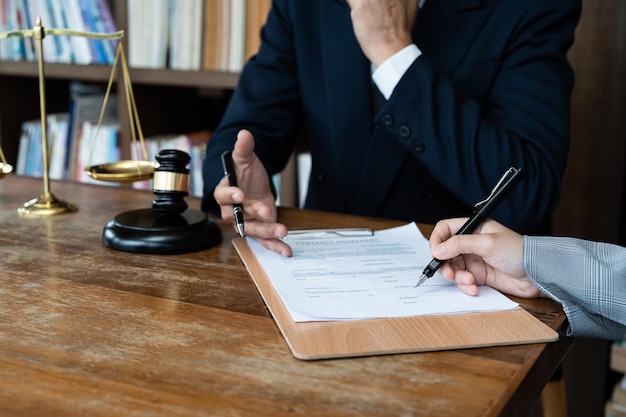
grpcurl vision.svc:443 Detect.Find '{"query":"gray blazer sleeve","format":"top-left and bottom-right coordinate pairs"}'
top-left (523, 236), bottom-right (626, 340)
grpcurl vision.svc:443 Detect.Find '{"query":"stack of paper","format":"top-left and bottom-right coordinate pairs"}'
top-left (247, 223), bottom-right (519, 322)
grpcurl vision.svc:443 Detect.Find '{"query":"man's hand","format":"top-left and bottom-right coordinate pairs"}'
top-left (213, 129), bottom-right (292, 256)
top-left (346, 0), bottom-right (419, 66)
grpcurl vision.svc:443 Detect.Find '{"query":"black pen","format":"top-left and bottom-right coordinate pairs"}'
top-left (415, 167), bottom-right (525, 287)
top-left (221, 150), bottom-right (245, 238)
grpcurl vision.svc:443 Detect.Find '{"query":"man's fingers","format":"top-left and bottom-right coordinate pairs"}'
top-left (244, 219), bottom-right (288, 240)
top-left (233, 129), bottom-right (256, 160)
top-left (214, 181), bottom-right (244, 207)
top-left (256, 237), bottom-right (293, 258)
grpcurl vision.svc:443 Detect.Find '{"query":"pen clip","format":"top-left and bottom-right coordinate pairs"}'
top-left (473, 167), bottom-right (523, 211)
top-left (283, 228), bottom-right (374, 240)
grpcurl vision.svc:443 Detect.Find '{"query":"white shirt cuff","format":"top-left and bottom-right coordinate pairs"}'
top-left (372, 44), bottom-right (421, 99)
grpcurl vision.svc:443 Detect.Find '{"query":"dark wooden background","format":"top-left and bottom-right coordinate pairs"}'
top-left (548, 1), bottom-right (626, 416)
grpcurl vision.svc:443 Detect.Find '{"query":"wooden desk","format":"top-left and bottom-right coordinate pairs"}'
top-left (0, 176), bottom-right (573, 417)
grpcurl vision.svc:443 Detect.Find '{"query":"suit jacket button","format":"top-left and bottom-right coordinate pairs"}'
top-left (413, 141), bottom-right (425, 152)
top-left (382, 114), bottom-right (394, 127)
top-left (316, 172), bottom-right (326, 182)
top-left (399, 125), bottom-right (411, 138)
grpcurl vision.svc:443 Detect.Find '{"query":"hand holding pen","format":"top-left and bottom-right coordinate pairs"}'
top-left (416, 167), bottom-right (525, 287)
top-left (221, 150), bottom-right (246, 237)
top-left (215, 130), bottom-right (290, 255)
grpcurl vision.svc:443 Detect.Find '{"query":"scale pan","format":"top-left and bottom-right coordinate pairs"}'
top-left (0, 163), bottom-right (13, 179)
top-left (86, 160), bottom-right (156, 182)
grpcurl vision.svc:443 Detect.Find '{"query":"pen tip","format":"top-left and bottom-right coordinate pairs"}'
top-left (415, 274), bottom-right (427, 288)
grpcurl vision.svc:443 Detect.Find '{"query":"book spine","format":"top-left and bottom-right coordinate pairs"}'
top-left (46, 0), bottom-right (73, 63)
top-left (94, 0), bottom-right (119, 61)
top-left (77, 0), bottom-right (105, 64)
top-left (64, 0), bottom-right (93, 64)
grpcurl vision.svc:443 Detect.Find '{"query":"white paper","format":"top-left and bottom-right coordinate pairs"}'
top-left (247, 223), bottom-right (519, 322)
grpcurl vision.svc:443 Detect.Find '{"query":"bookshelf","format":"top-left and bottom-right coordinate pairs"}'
top-left (0, 0), bottom-right (264, 179)
top-left (606, 341), bottom-right (626, 416)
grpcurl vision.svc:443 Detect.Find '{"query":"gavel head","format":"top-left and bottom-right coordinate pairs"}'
top-left (151, 149), bottom-right (190, 214)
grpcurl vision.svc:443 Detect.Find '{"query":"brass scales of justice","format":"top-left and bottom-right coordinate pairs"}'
top-left (0, 18), bottom-right (221, 254)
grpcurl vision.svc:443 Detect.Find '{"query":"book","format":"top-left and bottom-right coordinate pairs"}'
top-left (127, 0), bottom-right (169, 68)
top-left (606, 401), bottom-right (626, 417)
top-left (0, 0), bottom-right (10, 60)
top-left (64, 0), bottom-right (93, 64)
top-left (25, 120), bottom-right (42, 177)
top-left (217, 0), bottom-right (229, 71)
top-left (93, 0), bottom-right (119, 61)
top-left (612, 341), bottom-right (626, 374)
top-left (14, 0), bottom-right (35, 61)
top-left (16, 114), bottom-right (73, 180)
top-left (244, 0), bottom-right (270, 62)
top-left (126, 0), bottom-right (144, 67)
top-left (227, 0), bottom-right (245, 72)
top-left (202, 0), bottom-right (223, 71)
top-left (150, 0), bottom-right (168, 68)
top-left (78, 0), bottom-right (115, 64)
top-left (202, 0), bottom-right (267, 71)
top-left (608, 342), bottom-right (626, 417)
top-left (608, 377), bottom-right (626, 417)
top-left (169, 0), bottom-right (203, 70)
top-left (66, 84), bottom-right (118, 180)
top-left (189, 0), bottom-right (203, 70)
top-left (613, 377), bottom-right (626, 408)
top-left (186, 130), bottom-right (211, 197)
top-left (5, 0), bottom-right (116, 64)
top-left (16, 119), bottom-right (35, 175)
top-left (26, 0), bottom-right (59, 62)
top-left (46, 0), bottom-right (73, 63)
top-left (130, 0), bottom-right (168, 68)
top-left (47, 113), bottom-right (70, 180)
top-left (74, 120), bottom-right (119, 184)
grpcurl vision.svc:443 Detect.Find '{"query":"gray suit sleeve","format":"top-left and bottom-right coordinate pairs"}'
top-left (523, 236), bottom-right (626, 340)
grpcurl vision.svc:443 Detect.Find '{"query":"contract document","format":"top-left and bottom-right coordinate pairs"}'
top-left (246, 223), bottom-right (519, 322)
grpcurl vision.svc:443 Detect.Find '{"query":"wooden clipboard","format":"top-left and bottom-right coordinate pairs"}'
top-left (233, 238), bottom-right (558, 360)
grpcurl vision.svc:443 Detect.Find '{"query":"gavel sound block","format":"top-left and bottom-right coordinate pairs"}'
top-left (102, 150), bottom-right (222, 254)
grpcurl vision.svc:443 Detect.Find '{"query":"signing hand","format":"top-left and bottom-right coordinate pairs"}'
top-left (213, 129), bottom-right (292, 256)
top-left (428, 218), bottom-right (543, 298)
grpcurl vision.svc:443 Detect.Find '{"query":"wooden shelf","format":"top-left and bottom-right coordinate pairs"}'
top-left (127, 67), bottom-right (239, 89)
top-left (0, 60), bottom-right (114, 82)
top-left (0, 60), bottom-right (239, 89)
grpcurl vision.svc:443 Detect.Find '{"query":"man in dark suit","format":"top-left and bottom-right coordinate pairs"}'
top-left (202, 0), bottom-right (582, 256)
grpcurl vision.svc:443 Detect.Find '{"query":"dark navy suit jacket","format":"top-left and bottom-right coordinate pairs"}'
top-left (202, 0), bottom-right (581, 233)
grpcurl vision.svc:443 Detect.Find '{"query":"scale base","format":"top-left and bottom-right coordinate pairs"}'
top-left (102, 208), bottom-right (222, 254)
top-left (18, 193), bottom-right (77, 217)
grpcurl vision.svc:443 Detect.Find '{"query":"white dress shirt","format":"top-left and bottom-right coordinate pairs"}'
top-left (372, 0), bottom-right (426, 99)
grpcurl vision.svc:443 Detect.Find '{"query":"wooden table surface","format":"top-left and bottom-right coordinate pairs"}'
top-left (0, 176), bottom-right (573, 417)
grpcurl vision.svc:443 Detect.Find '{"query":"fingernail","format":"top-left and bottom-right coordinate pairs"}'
top-left (232, 193), bottom-right (242, 203)
top-left (275, 230), bottom-right (286, 239)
